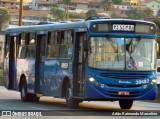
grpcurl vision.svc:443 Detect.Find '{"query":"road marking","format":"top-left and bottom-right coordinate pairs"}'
top-left (29, 106), bottom-right (49, 110)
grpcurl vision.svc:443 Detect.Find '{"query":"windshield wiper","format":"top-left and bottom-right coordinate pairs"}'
top-left (106, 35), bottom-right (119, 62)
top-left (126, 36), bottom-right (142, 53)
top-left (126, 36), bottom-right (142, 70)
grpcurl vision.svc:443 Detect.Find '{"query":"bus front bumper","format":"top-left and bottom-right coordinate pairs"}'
top-left (84, 81), bottom-right (157, 100)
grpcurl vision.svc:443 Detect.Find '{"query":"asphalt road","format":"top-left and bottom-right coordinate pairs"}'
top-left (0, 86), bottom-right (160, 119)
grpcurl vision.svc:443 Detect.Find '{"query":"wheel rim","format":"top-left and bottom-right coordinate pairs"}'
top-left (21, 85), bottom-right (26, 98)
top-left (66, 88), bottom-right (72, 102)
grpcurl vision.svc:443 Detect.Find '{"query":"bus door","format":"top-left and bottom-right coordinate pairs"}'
top-left (4, 33), bottom-right (19, 90)
top-left (73, 32), bottom-right (87, 97)
top-left (35, 32), bottom-right (47, 94)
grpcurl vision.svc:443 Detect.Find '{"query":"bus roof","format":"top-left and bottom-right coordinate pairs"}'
top-left (5, 19), bottom-right (156, 33)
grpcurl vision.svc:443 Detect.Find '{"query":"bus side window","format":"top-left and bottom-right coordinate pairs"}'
top-left (5, 35), bottom-right (9, 58)
top-left (18, 33), bottom-right (26, 59)
top-left (59, 30), bottom-right (73, 58)
top-left (26, 33), bottom-right (36, 58)
top-left (46, 31), bottom-right (59, 59)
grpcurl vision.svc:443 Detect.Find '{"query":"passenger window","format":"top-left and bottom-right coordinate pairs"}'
top-left (5, 35), bottom-right (9, 58)
top-left (47, 31), bottom-right (59, 59)
top-left (26, 33), bottom-right (36, 58)
top-left (18, 33), bottom-right (26, 59)
top-left (59, 30), bottom-right (73, 58)
top-left (19, 46), bottom-right (26, 58)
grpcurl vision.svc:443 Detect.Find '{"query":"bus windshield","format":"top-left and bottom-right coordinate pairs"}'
top-left (88, 37), bottom-right (156, 71)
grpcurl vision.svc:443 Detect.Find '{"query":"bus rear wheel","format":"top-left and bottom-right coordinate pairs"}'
top-left (119, 100), bottom-right (133, 109)
top-left (65, 83), bottom-right (79, 108)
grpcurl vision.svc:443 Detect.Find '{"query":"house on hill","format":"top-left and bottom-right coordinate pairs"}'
top-left (146, 0), bottom-right (160, 16)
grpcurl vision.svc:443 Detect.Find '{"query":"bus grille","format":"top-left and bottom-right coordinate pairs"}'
top-left (101, 72), bottom-right (148, 79)
top-left (106, 84), bottom-right (142, 88)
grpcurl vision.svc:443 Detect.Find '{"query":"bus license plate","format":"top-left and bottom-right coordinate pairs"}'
top-left (118, 91), bottom-right (130, 95)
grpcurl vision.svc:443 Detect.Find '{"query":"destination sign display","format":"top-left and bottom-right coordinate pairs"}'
top-left (113, 24), bottom-right (134, 31)
top-left (91, 22), bottom-right (156, 34)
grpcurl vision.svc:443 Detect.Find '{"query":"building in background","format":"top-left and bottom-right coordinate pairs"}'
top-left (9, 9), bottom-right (50, 25)
top-left (32, 0), bottom-right (59, 10)
top-left (146, 0), bottom-right (160, 16)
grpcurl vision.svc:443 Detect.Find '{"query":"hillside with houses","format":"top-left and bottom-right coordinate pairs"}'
top-left (0, 0), bottom-right (159, 26)
top-left (0, 0), bottom-right (159, 27)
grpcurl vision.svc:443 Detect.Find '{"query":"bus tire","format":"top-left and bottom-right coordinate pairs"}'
top-left (20, 78), bottom-right (30, 102)
top-left (119, 100), bottom-right (133, 109)
top-left (31, 94), bottom-right (40, 102)
top-left (65, 83), bottom-right (79, 109)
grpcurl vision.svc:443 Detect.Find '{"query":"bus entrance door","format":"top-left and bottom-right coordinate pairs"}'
top-left (35, 33), bottom-right (46, 94)
top-left (73, 32), bottom-right (86, 97)
top-left (4, 34), bottom-right (18, 90)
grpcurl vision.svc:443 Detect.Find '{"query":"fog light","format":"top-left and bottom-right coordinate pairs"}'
top-left (89, 77), bottom-right (95, 82)
top-left (95, 82), bottom-right (98, 86)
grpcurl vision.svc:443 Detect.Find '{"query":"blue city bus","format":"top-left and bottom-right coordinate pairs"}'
top-left (3, 18), bottom-right (158, 109)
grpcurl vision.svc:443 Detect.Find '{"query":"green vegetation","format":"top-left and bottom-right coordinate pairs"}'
top-left (69, 12), bottom-right (86, 19)
top-left (127, 8), bottom-right (153, 20)
top-left (0, 69), bottom-right (3, 77)
top-left (86, 9), bottom-right (97, 17)
top-left (50, 6), bottom-right (65, 21)
top-left (0, 8), bottom-right (10, 31)
top-left (101, 0), bottom-right (113, 11)
top-left (63, 0), bottom-right (71, 19)
top-left (112, 0), bottom-right (123, 4)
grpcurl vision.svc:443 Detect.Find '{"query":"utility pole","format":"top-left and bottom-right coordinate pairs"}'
top-left (19, 0), bottom-right (23, 26)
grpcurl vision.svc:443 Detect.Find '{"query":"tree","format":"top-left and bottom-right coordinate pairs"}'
top-left (0, 8), bottom-right (10, 31)
top-left (145, 8), bottom-right (154, 17)
top-left (127, 8), bottom-right (153, 20)
top-left (63, 0), bottom-right (71, 20)
top-left (50, 7), bottom-right (65, 21)
top-left (86, 9), bottom-right (97, 17)
top-left (101, 0), bottom-right (113, 11)
top-left (112, 0), bottom-right (123, 4)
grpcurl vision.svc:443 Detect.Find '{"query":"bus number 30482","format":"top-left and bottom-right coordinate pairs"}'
top-left (135, 79), bottom-right (149, 85)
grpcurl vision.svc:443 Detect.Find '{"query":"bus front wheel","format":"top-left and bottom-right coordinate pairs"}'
top-left (65, 83), bottom-right (79, 108)
top-left (119, 100), bottom-right (133, 109)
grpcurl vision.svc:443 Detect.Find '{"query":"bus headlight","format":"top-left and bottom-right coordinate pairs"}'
top-left (89, 77), bottom-right (95, 83)
top-left (150, 77), bottom-right (157, 85)
top-left (152, 79), bottom-right (157, 83)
